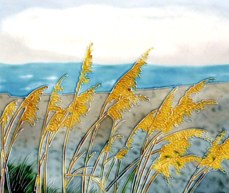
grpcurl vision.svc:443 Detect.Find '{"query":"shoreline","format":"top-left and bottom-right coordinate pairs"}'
top-left (0, 81), bottom-right (228, 98)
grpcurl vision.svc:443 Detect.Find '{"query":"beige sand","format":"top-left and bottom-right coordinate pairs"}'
top-left (1, 82), bottom-right (229, 192)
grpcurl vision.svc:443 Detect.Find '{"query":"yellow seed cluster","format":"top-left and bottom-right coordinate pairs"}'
top-left (137, 110), bottom-right (157, 133)
top-left (108, 94), bottom-right (148, 121)
top-left (164, 129), bottom-right (206, 143)
top-left (200, 132), bottom-right (229, 171)
top-left (162, 129), bottom-right (206, 157)
top-left (106, 49), bottom-right (151, 121)
top-left (48, 75), bottom-right (66, 112)
top-left (107, 49), bottom-right (151, 103)
top-left (63, 85), bottom-right (97, 130)
top-left (79, 43), bottom-right (93, 85)
top-left (152, 81), bottom-right (215, 133)
top-left (152, 129), bottom-right (206, 178)
top-left (126, 82), bottom-right (215, 151)
top-left (153, 155), bottom-right (201, 178)
top-left (150, 89), bottom-right (175, 133)
top-left (46, 109), bottom-right (67, 132)
top-left (46, 44), bottom-right (97, 132)
top-left (0, 100), bottom-right (17, 129)
top-left (126, 110), bottom-right (157, 148)
top-left (20, 86), bottom-right (47, 126)
top-left (116, 147), bottom-right (129, 160)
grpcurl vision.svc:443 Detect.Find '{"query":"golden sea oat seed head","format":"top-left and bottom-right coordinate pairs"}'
top-left (0, 100), bottom-right (18, 128)
top-left (20, 86), bottom-right (47, 126)
top-left (151, 81), bottom-right (216, 133)
top-left (107, 48), bottom-right (152, 104)
top-left (164, 129), bottom-right (206, 142)
top-left (152, 155), bottom-right (201, 178)
top-left (46, 108), bottom-right (67, 132)
top-left (80, 43), bottom-right (93, 85)
top-left (200, 132), bottom-right (229, 171)
top-left (160, 129), bottom-right (206, 159)
top-left (160, 141), bottom-right (189, 158)
top-left (137, 110), bottom-right (157, 133)
top-left (63, 85), bottom-right (98, 129)
top-left (107, 94), bottom-right (146, 121)
top-left (150, 89), bottom-right (176, 133)
top-left (48, 75), bottom-right (66, 112)
top-left (185, 80), bottom-right (206, 96)
top-left (116, 147), bottom-right (129, 160)
top-left (126, 109), bottom-right (157, 148)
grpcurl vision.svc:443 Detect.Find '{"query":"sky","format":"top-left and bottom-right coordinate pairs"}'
top-left (0, 0), bottom-right (229, 65)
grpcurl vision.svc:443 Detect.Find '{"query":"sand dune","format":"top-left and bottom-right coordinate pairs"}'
top-left (1, 82), bottom-right (229, 192)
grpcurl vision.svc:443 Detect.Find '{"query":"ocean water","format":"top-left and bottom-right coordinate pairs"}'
top-left (0, 63), bottom-right (229, 97)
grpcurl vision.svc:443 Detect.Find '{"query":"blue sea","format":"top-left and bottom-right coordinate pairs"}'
top-left (0, 63), bottom-right (229, 97)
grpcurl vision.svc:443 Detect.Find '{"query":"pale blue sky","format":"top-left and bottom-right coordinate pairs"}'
top-left (1, 0), bottom-right (229, 15)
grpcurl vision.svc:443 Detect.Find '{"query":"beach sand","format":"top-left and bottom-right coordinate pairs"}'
top-left (1, 82), bottom-right (229, 192)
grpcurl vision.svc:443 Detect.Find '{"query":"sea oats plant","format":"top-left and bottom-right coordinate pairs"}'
top-left (0, 44), bottom-right (228, 193)
top-left (0, 86), bottom-right (47, 193)
top-left (103, 80), bottom-right (216, 193)
top-left (35, 43), bottom-right (100, 193)
top-left (183, 131), bottom-right (229, 193)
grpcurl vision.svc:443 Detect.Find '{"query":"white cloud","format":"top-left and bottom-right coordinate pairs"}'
top-left (1, 5), bottom-right (229, 65)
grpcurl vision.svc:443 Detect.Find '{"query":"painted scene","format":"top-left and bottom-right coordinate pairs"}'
top-left (0, 1), bottom-right (229, 193)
